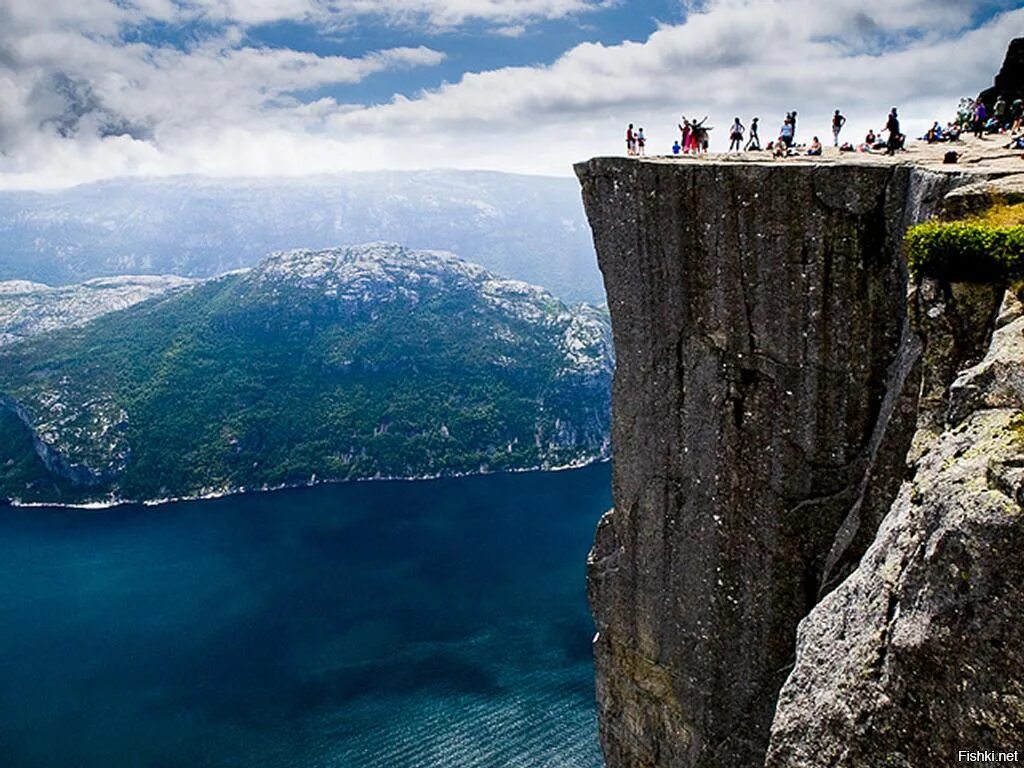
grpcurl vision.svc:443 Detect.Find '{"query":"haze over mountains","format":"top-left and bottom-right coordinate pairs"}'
top-left (0, 170), bottom-right (601, 302)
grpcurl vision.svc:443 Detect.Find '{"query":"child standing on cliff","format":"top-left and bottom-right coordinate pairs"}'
top-left (729, 118), bottom-right (745, 151)
top-left (637, 128), bottom-right (646, 156)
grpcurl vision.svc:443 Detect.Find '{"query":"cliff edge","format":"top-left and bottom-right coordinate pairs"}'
top-left (577, 146), bottom-right (1024, 767)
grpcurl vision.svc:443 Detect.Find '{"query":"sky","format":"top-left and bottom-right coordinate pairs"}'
top-left (0, 0), bottom-right (1022, 188)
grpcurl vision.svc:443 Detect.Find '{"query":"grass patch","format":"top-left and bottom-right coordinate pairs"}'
top-left (971, 201), bottom-right (1024, 228)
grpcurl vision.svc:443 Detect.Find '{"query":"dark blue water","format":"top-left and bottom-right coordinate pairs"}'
top-left (0, 464), bottom-right (610, 768)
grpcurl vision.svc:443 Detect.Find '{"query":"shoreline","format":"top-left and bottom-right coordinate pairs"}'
top-left (4, 453), bottom-right (611, 511)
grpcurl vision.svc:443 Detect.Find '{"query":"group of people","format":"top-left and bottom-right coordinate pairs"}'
top-left (625, 124), bottom-right (647, 155)
top-left (962, 95), bottom-right (1024, 138)
top-left (630, 106), bottom-right (908, 159)
top-left (672, 116), bottom-right (710, 154)
top-left (627, 94), bottom-right (1024, 161)
top-left (922, 121), bottom-right (962, 144)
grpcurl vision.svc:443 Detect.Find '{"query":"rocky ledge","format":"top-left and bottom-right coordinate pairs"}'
top-left (577, 142), bottom-right (1024, 768)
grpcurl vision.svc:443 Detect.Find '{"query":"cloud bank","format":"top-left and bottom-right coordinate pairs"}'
top-left (0, 0), bottom-right (1021, 187)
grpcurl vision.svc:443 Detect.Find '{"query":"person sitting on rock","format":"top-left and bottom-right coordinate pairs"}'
top-left (773, 137), bottom-right (788, 158)
top-left (1012, 99), bottom-right (1024, 133)
top-left (1004, 134), bottom-right (1024, 151)
top-left (672, 140), bottom-right (682, 155)
top-left (807, 136), bottom-right (823, 156)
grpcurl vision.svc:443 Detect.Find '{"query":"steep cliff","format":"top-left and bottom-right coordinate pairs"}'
top-left (766, 291), bottom-right (1024, 766)
top-left (576, 155), bottom-right (1020, 767)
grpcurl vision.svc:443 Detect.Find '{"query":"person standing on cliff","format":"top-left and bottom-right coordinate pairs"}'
top-left (780, 114), bottom-right (794, 149)
top-left (626, 123), bottom-right (636, 156)
top-left (994, 95), bottom-right (1009, 129)
top-left (689, 115), bottom-right (708, 153)
top-left (885, 108), bottom-right (901, 155)
top-left (678, 117), bottom-right (691, 154)
top-left (745, 117), bottom-right (760, 150)
top-left (637, 128), bottom-right (646, 156)
top-left (728, 117), bottom-right (745, 151)
top-left (832, 109), bottom-right (846, 146)
top-left (973, 101), bottom-right (988, 139)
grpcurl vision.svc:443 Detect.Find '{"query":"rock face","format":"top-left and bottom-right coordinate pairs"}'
top-left (576, 158), bottom-right (956, 767)
top-left (979, 37), bottom-right (1024, 109)
top-left (767, 294), bottom-right (1024, 766)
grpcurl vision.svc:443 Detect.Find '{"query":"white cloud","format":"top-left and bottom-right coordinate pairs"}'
top-left (321, 0), bottom-right (1024, 159)
top-left (8, 0), bottom-right (610, 31)
top-left (334, 0), bottom-right (608, 29)
top-left (1, 0), bottom-right (1022, 187)
top-left (0, 1), bottom-right (445, 175)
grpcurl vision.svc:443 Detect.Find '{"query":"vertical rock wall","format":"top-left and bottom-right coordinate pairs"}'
top-left (576, 158), bottom-right (955, 767)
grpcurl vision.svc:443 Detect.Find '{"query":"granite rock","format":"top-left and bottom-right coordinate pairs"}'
top-left (766, 304), bottom-right (1024, 767)
top-left (576, 158), bottom-right (955, 768)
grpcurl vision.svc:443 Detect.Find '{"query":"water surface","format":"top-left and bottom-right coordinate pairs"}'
top-left (0, 464), bottom-right (611, 767)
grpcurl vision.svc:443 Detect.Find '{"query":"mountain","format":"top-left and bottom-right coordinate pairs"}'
top-left (0, 275), bottom-right (194, 347)
top-left (0, 243), bottom-right (612, 505)
top-left (0, 170), bottom-right (602, 302)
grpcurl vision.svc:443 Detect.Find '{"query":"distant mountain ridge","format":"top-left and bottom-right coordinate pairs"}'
top-left (0, 243), bottom-right (612, 505)
top-left (0, 170), bottom-right (602, 301)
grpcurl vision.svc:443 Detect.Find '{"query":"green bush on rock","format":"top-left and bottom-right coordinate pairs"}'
top-left (905, 220), bottom-right (1024, 283)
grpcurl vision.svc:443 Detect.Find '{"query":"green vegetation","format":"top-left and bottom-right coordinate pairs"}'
top-left (905, 203), bottom-right (1024, 282)
top-left (0, 247), bottom-right (611, 505)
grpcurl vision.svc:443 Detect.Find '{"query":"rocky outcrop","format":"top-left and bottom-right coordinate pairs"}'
top-left (767, 293), bottom-right (1024, 766)
top-left (979, 37), bottom-right (1024, 110)
top-left (576, 158), bottom-right (961, 767)
top-left (0, 275), bottom-right (195, 347)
